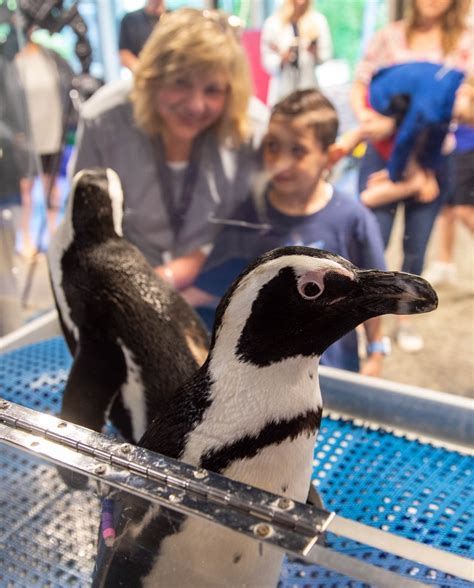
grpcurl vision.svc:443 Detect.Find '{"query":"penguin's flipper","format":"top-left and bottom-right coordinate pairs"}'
top-left (93, 492), bottom-right (149, 588)
top-left (93, 493), bottom-right (186, 587)
top-left (50, 285), bottom-right (78, 357)
top-left (58, 337), bottom-right (127, 488)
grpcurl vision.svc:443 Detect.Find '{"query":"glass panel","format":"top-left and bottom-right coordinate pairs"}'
top-left (1, 7), bottom-right (43, 334)
top-left (1, 397), bottom-right (471, 587)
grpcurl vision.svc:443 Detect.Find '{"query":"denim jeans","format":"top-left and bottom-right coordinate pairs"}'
top-left (358, 144), bottom-right (450, 275)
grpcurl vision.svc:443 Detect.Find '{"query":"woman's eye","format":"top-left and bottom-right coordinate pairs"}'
top-left (302, 281), bottom-right (321, 298)
top-left (174, 78), bottom-right (191, 88)
top-left (205, 85), bottom-right (227, 96)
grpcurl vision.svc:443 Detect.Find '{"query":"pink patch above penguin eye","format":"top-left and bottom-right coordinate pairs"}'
top-left (297, 271), bottom-right (326, 300)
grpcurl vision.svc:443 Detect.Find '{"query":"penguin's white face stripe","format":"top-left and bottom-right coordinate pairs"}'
top-left (214, 255), bottom-right (353, 369)
top-left (106, 168), bottom-right (124, 236)
top-left (118, 341), bottom-right (147, 442)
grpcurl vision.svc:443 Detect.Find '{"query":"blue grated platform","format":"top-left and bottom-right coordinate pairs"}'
top-left (1, 338), bottom-right (472, 587)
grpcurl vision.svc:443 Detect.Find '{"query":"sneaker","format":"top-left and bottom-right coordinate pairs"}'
top-left (395, 324), bottom-right (424, 353)
top-left (422, 261), bottom-right (457, 287)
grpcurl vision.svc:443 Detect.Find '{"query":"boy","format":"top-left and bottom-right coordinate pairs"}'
top-left (185, 89), bottom-right (388, 375)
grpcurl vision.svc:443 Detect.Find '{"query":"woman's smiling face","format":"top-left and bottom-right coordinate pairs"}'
top-left (155, 71), bottom-right (229, 144)
top-left (414, 0), bottom-right (453, 22)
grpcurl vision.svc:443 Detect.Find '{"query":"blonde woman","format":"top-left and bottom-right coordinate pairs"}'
top-left (351, 0), bottom-right (473, 352)
top-left (71, 9), bottom-right (267, 288)
top-left (261, 0), bottom-right (332, 106)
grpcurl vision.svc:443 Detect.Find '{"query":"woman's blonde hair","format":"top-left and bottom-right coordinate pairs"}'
top-left (132, 8), bottom-right (252, 146)
top-left (279, 0), bottom-right (320, 41)
top-left (405, 0), bottom-right (471, 55)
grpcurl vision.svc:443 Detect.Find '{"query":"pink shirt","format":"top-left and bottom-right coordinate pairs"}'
top-left (355, 20), bottom-right (473, 84)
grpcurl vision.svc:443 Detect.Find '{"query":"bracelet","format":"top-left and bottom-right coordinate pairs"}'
top-left (162, 266), bottom-right (175, 288)
top-left (367, 337), bottom-right (391, 357)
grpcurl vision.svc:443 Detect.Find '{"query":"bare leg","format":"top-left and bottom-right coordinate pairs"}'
top-left (422, 207), bottom-right (458, 286)
top-left (42, 173), bottom-right (61, 239)
top-left (19, 177), bottom-right (36, 257)
top-left (453, 205), bottom-right (474, 234)
top-left (436, 207), bottom-right (456, 263)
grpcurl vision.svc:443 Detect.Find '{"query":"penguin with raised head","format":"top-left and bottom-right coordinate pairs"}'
top-left (48, 168), bottom-right (209, 449)
top-left (93, 245), bottom-right (438, 588)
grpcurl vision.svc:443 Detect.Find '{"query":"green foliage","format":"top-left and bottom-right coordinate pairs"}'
top-left (316, 0), bottom-right (365, 71)
top-left (316, 0), bottom-right (388, 73)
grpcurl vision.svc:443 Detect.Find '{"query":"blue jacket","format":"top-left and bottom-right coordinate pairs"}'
top-left (369, 61), bottom-right (464, 180)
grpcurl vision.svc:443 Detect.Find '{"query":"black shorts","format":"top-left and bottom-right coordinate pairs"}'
top-left (445, 149), bottom-right (474, 207)
top-left (40, 152), bottom-right (61, 177)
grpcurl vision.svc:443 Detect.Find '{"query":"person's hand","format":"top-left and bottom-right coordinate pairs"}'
top-left (281, 44), bottom-right (298, 66)
top-left (453, 81), bottom-right (474, 126)
top-left (360, 353), bottom-right (383, 377)
top-left (415, 170), bottom-right (440, 203)
top-left (366, 169), bottom-right (390, 187)
top-left (359, 110), bottom-right (396, 142)
top-left (306, 38), bottom-right (318, 57)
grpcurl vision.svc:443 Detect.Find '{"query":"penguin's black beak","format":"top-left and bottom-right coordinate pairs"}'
top-left (354, 269), bottom-right (438, 316)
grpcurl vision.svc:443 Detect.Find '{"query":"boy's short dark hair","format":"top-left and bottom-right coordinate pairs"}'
top-left (271, 89), bottom-right (339, 151)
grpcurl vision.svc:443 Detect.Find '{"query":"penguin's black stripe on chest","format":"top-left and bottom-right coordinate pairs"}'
top-left (200, 407), bottom-right (322, 473)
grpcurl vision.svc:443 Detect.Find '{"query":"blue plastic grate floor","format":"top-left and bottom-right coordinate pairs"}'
top-left (1, 338), bottom-right (472, 587)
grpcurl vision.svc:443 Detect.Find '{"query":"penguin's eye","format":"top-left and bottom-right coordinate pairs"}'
top-left (297, 273), bottom-right (325, 300)
top-left (302, 281), bottom-right (321, 298)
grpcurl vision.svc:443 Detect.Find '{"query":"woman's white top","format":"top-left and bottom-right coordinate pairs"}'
top-left (261, 11), bottom-right (332, 106)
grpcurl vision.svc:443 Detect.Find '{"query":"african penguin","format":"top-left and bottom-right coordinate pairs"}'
top-left (47, 168), bottom-right (210, 479)
top-left (93, 246), bottom-right (438, 588)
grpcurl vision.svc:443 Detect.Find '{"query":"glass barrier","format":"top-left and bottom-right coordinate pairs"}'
top-left (0, 398), bottom-right (472, 587)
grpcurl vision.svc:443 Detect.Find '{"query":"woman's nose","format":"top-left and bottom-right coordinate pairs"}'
top-left (185, 89), bottom-right (206, 114)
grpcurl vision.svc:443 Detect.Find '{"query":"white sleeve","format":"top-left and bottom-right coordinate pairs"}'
top-left (260, 17), bottom-right (283, 77)
top-left (315, 13), bottom-right (332, 64)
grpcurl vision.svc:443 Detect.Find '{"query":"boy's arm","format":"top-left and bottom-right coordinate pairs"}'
top-left (361, 317), bottom-right (385, 378)
top-left (156, 249), bottom-right (207, 291)
top-left (181, 287), bottom-right (219, 308)
top-left (352, 206), bottom-right (388, 377)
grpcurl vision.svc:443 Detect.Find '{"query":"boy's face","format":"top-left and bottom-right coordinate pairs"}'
top-left (263, 114), bottom-right (330, 197)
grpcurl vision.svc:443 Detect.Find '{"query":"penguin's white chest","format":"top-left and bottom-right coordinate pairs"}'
top-left (225, 430), bottom-right (317, 501)
top-left (144, 518), bottom-right (284, 588)
top-left (142, 433), bottom-right (317, 588)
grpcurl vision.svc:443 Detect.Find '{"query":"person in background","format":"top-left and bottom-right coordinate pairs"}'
top-left (71, 8), bottom-right (268, 290)
top-left (350, 0), bottom-right (473, 353)
top-left (119, 0), bottom-right (166, 72)
top-left (185, 89), bottom-right (388, 376)
top-left (423, 126), bottom-right (474, 286)
top-left (261, 0), bottom-right (332, 106)
top-left (15, 27), bottom-right (75, 256)
top-left (339, 64), bottom-right (472, 209)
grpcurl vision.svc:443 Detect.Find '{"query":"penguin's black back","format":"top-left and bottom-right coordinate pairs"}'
top-left (61, 235), bottom-right (209, 425)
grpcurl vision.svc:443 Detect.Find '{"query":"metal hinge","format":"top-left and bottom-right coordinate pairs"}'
top-left (0, 398), bottom-right (332, 556)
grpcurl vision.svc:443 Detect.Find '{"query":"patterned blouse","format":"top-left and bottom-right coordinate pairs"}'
top-left (355, 20), bottom-right (473, 84)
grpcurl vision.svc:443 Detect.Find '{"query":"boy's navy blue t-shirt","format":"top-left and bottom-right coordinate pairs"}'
top-left (195, 188), bottom-right (386, 372)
